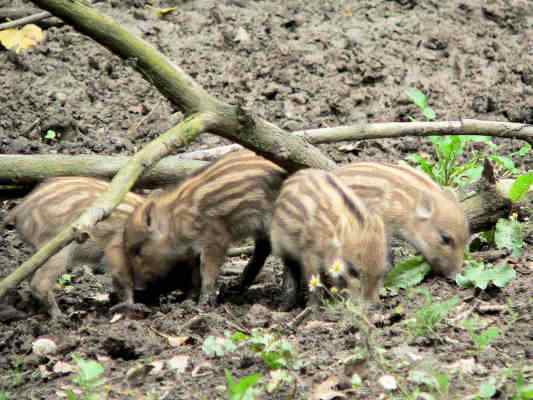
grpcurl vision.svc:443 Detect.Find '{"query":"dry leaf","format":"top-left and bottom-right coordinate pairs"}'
top-left (91, 293), bottom-right (110, 303)
top-left (311, 376), bottom-right (346, 400)
top-left (0, 24), bottom-right (45, 54)
top-left (53, 361), bottom-right (76, 375)
top-left (168, 335), bottom-right (192, 347)
top-left (110, 313), bottom-right (123, 323)
top-left (149, 360), bottom-right (165, 376)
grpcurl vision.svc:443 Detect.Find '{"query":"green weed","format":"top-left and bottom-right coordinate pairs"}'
top-left (456, 259), bottom-right (516, 290)
top-left (66, 355), bottom-right (106, 400)
top-left (406, 289), bottom-right (459, 337)
top-left (405, 88), bottom-right (530, 188)
top-left (225, 370), bottom-right (262, 400)
top-left (462, 318), bottom-right (501, 352)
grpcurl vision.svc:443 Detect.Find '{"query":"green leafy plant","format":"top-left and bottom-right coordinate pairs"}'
top-left (58, 273), bottom-right (73, 287)
top-left (407, 289), bottom-right (459, 337)
top-left (0, 392), bottom-right (9, 400)
top-left (509, 173), bottom-right (533, 203)
top-left (406, 88), bottom-right (529, 188)
top-left (202, 332), bottom-right (239, 358)
top-left (456, 260), bottom-right (516, 290)
top-left (245, 330), bottom-right (299, 370)
top-left (408, 369), bottom-right (450, 399)
top-left (44, 129), bottom-right (57, 140)
top-left (462, 318), bottom-right (501, 352)
top-left (225, 370), bottom-right (262, 400)
top-left (494, 216), bottom-right (524, 257)
top-left (384, 256), bottom-right (431, 290)
top-left (477, 377), bottom-right (497, 399)
top-left (66, 355), bottom-right (105, 400)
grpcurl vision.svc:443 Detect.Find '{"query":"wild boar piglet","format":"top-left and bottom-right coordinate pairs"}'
top-left (271, 169), bottom-right (388, 308)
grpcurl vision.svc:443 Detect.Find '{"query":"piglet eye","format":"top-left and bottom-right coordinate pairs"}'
top-left (440, 232), bottom-right (454, 246)
top-left (131, 245), bottom-right (142, 257)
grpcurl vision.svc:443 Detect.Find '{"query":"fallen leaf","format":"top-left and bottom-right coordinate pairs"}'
top-left (311, 376), bottom-right (346, 400)
top-left (149, 360), bottom-right (165, 376)
top-left (91, 293), bottom-right (110, 303)
top-left (39, 365), bottom-right (51, 378)
top-left (0, 24), bottom-right (45, 53)
top-left (110, 313), bottom-right (123, 323)
top-left (168, 335), bottom-right (192, 347)
top-left (167, 355), bottom-right (189, 374)
top-left (447, 358), bottom-right (477, 375)
top-left (191, 361), bottom-right (213, 377)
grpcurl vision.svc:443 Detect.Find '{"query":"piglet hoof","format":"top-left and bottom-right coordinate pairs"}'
top-left (110, 302), bottom-right (151, 320)
top-left (197, 292), bottom-right (218, 308)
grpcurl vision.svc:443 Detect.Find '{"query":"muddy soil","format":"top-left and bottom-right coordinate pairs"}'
top-left (0, 0), bottom-right (531, 399)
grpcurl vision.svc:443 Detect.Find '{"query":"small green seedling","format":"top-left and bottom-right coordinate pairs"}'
top-left (58, 273), bottom-right (73, 287)
top-left (477, 377), bottom-right (497, 399)
top-left (246, 330), bottom-right (299, 370)
top-left (202, 332), bottom-right (238, 358)
top-left (384, 256), bottom-right (431, 290)
top-left (407, 289), bottom-right (459, 337)
top-left (462, 318), bottom-right (501, 352)
top-left (409, 369), bottom-right (450, 399)
top-left (67, 355), bottom-right (105, 400)
top-left (225, 370), bottom-right (262, 400)
top-left (0, 392), bottom-right (9, 400)
top-left (44, 130), bottom-right (57, 140)
top-left (456, 260), bottom-right (516, 290)
top-left (494, 216), bottom-right (524, 257)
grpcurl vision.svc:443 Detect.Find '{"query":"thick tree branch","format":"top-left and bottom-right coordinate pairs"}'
top-left (29, 0), bottom-right (334, 172)
top-left (0, 154), bottom-right (207, 189)
top-left (0, 113), bottom-right (218, 299)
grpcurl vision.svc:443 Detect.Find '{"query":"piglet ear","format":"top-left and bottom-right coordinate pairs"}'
top-left (141, 200), bottom-right (156, 231)
top-left (415, 194), bottom-right (433, 220)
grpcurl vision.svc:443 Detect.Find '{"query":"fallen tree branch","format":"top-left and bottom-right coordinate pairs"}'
top-left (2, 117), bottom-right (530, 189)
top-left (299, 119), bottom-right (533, 145)
top-left (29, 0), bottom-right (334, 172)
top-left (0, 154), bottom-right (207, 188)
top-left (0, 11), bottom-right (52, 30)
top-left (0, 113), bottom-right (218, 299)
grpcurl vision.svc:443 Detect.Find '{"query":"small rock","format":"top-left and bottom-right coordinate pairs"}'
top-left (167, 355), bottom-right (189, 374)
top-left (378, 374), bottom-right (398, 391)
top-left (32, 338), bottom-right (58, 356)
top-left (234, 27), bottom-right (251, 44)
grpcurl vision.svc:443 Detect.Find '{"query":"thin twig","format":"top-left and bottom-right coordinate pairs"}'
top-left (223, 304), bottom-right (251, 334)
top-left (0, 11), bottom-right (51, 30)
top-left (286, 307), bottom-right (312, 330)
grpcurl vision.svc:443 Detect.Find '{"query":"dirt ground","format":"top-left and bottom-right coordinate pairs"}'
top-left (0, 0), bottom-right (532, 399)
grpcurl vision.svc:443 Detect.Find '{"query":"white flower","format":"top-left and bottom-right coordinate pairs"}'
top-left (328, 259), bottom-right (344, 278)
top-left (308, 275), bottom-right (322, 292)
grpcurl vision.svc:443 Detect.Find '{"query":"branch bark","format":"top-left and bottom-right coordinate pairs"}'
top-left (299, 119), bottom-right (533, 145)
top-left (29, 0), bottom-right (335, 172)
top-left (0, 113), bottom-right (218, 299)
top-left (0, 154), bottom-right (207, 189)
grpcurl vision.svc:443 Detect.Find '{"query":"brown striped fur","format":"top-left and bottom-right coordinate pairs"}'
top-left (119, 150), bottom-right (288, 305)
top-left (4, 177), bottom-right (144, 318)
top-left (271, 169), bottom-right (388, 307)
top-left (333, 162), bottom-right (469, 277)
